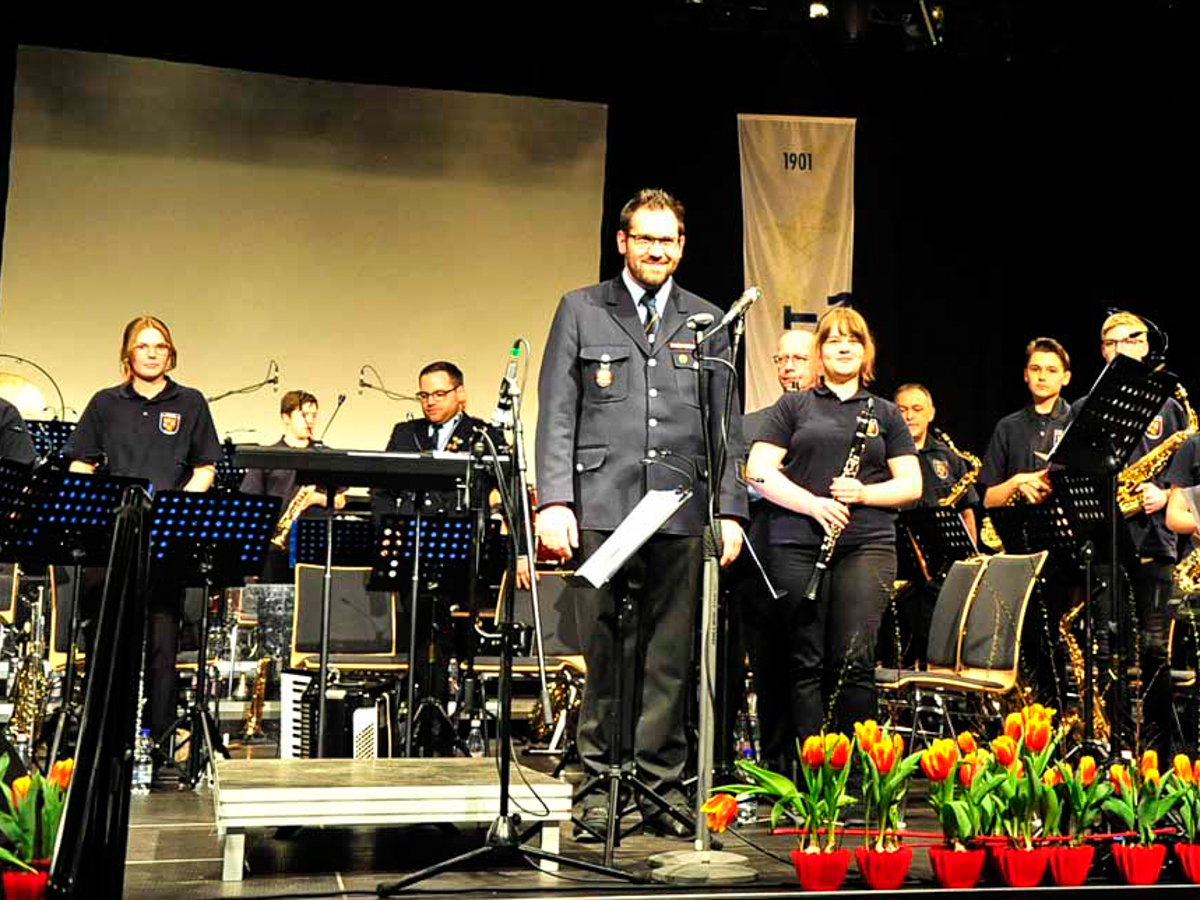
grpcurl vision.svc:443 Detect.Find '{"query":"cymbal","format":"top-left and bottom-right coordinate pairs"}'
top-left (0, 371), bottom-right (47, 418)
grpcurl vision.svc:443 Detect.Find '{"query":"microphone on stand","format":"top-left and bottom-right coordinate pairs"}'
top-left (685, 312), bottom-right (715, 331)
top-left (314, 393), bottom-right (346, 447)
top-left (489, 340), bottom-right (522, 429)
top-left (268, 360), bottom-right (281, 391)
top-left (714, 287), bottom-right (761, 332)
top-left (357, 365), bottom-right (369, 395)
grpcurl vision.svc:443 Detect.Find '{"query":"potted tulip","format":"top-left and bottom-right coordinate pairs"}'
top-left (922, 736), bottom-right (1004, 888)
top-left (1172, 755), bottom-right (1200, 882)
top-left (1047, 755), bottom-right (1110, 886)
top-left (1102, 752), bottom-right (1184, 885)
top-left (852, 720), bottom-right (922, 890)
top-left (0, 755), bottom-right (75, 899)
top-left (989, 705), bottom-right (1060, 887)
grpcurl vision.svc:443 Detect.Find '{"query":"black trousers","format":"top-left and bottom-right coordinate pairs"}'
top-left (769, 542), bottom-right (895, 740)
top-left (574, 530), bottom-right (701, 810)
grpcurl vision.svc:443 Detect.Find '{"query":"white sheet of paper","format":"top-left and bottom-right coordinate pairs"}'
top-left (573, 488), bottom-right (692, 589)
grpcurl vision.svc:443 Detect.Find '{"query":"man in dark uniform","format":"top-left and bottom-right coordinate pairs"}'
top-left (63, 315), bottom-right (221, 757)
top-left (240, 390), bottom-right (344, 582)
top-left (0, 398), bottom-right (36, 464)
top-left (980, 337), bottom-right (1073, 508)
top-left (1075, 311), bottom-right (1189, 758)
top-left (535, 188), bottom-right (746, 840)
top-left (886, 383), bottom-right (980, 665)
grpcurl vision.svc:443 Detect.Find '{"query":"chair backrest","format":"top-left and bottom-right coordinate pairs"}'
top-left (924, 557), bottom-right (987, 672)
top-left (957, 551), bottom-right (1048, 681)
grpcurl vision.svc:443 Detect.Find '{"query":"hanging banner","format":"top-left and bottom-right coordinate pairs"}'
top-left (738, 114), bottom-right (856, 412)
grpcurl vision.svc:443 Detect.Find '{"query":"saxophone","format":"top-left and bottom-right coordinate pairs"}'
top-left (1117, 384), bottom-right (1198, 517)
top-left (271, 484), bottom-right (316, 549)
top-left (8, 582), bottom-right (50, 760)
top-left (1058, 595), bottom-right (1110, 745)
top-left (242, 657), bottom-right (272, 740)
top-left (1177, 539), bottom-right (1200, 596)
top-left (933, 427), bottom-right (982, 509)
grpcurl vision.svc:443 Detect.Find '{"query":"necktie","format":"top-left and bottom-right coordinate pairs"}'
top-left (643, 292), bottom-right (659, 342)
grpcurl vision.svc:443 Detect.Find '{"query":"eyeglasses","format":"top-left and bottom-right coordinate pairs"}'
top-left (1101, 332), bottom-right (1146, 351)
top-left (773, 354), bottom-right (809, 365)
top-left (132, 343), bottom-right (171, 356)
top-left (626, 233), bottom-right (681, 252)
top-left (417, 388), bottom-right (458, 402)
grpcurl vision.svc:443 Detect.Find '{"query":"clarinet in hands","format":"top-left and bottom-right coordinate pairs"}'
top-left (803, 398), bottom-right (875, 601)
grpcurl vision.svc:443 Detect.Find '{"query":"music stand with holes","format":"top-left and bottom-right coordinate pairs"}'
top-left (149, 491), bottom-right (279, 787)
top-left (1050, 354), bottom-right (1174, 753)
top-left (374, 512), bottom-right (474, 757)
top-left (213, 438), bottom-right (248, 492)
top-left (23, 420), bottom-right (76, 462)
top-left (899, 506), bottom-right (979, 582)
top-left (0, 465), bottom-right (150, 765)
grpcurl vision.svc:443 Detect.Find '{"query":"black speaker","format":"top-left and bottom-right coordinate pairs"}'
top-left (291, 565), bottom-right (397, 660)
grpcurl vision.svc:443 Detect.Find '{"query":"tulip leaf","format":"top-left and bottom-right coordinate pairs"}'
top-left (1102, 798), bottom-right (1136, 831)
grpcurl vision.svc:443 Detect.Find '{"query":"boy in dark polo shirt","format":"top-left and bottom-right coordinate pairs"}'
top-left (64, 315), bottom-right (221, 765)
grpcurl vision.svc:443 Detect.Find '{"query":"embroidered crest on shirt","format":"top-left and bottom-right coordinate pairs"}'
top-left (1146, 415), bottom-right (1163, 440)
top-left (159, 412), bottom-right (181, 435)
top-left (932, 459), bottom-right (950, 480)
top-left (866, 419), bottom-right (880, 438)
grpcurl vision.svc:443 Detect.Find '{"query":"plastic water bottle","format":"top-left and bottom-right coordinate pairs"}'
top-left (466, 718), bottom-right (486, 758)
top-left (132, 728), bottom-right (154, 795)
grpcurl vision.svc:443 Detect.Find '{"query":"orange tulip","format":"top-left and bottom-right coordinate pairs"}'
top-left (1013, 759), bottom-right (1025, 779)
top-left (11, 775), bottom-right (31, 808)
top-left (1003, 712), bottom-right (1023, 741)
top-left (1145, 767), bottom-right (1161, 787)
top-left (1110, 764), bottom-right (1132, 794)
top-left (991, 735), bottom-right (1018, 768)
top-left (701, 793), bottom-right (739, 833)
top-left (801, 735), bottom-right (824, 770)
top-left (920, 738), bottom-right (957, 782)
top-left (1141, 750), bottom-right (1159, 779)
top-left (959, 751), bottom-right (986, 787)
top-left (869, 736), bottom-right (898, 775)
top-left (957, 731), bottom-right (977, 755)
top-left (1024, 716), bottom-right (1052, 753)
top-left (1079, 756), bottom-right (1097, 787)
top-left (827, 733), bottom-right (851, 770)
top-left (892, 733), bottom-right (905, 759)
top-left (49, 758), bottom-right (75, 791)
top-left (855, 720), bottom-right (882, 753)
top-left (1043, 767), bottom-right (1064, 788)
top-left (1174, 754), bottom-right (1195, 785)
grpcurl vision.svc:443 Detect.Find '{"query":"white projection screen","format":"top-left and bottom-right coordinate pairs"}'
top-left (0, 46), bottom-right (607, 467)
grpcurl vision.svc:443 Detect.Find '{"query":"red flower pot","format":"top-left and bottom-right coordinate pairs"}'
top-left (854, 845), bottom-right (912, 890)
top-left (1176, 843), bottom-right (1200, 884)
top-left (927, 845), bottom-right (986, 889)
top-left (2, 868), bottom-right (49, 900)
top-left (992, 844), bottom-right (1050, 887)
top-left (790, 847), bottom-right (851, 891)
top-left (1111, 842), bottom-right (1166, 886)
top-left (1048, 843), bottom-right (1094, 886)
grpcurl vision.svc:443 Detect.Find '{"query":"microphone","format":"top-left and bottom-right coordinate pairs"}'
top-left (358, 365), bottom-right (369, 395)
top-left (715, 287), bottom-right (761, 331)
top-left (267, 360), bottom-right (281, 391)
top-left (685, 312), bottom-right (714, 331)
top-left (489, 339), bottom-right (522, 428)
top-left (316, 393), bottom-right (347, 445)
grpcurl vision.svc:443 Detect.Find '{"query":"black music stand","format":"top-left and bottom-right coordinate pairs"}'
top-left (150, 491), bottom-right (279, 787)
top-left (1049, 354), bottom-right (1174, 754)
top-left (899, 506), bottom-right (978, 582)
top-left (23, 420), bottom-right (76, 462)
top-left (213, 438), bottom-right (248, 493)
top-left (0, 464), bottom-right (150, 767)
top-left (374, 513), bottom-right (473, 757)
top-left (294, 516), bottom-right (375, 567)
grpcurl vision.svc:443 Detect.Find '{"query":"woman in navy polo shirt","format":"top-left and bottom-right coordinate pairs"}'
top-left (747, 307), bottom-right (920, 745)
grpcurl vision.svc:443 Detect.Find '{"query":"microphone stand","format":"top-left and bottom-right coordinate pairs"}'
top-left (206, 360), bottom-right (279, 404)
top-left (649, 303), bottom-right (755, 884)
top-left (358, 364), bottom-right (420, 402)
top-left (377, 347), bottom-right (637, 896)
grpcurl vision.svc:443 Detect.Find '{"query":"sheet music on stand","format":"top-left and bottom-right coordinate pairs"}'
top-left (572, 488), bottom-right (692, 589)
top-left (1051, 354), bottom-right (1176, 474)
top-left (898, 506), bottom-right (977, 582)
top-left (24, 420), bottom-right (76, 461)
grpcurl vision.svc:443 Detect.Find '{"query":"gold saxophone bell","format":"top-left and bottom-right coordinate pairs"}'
top-left (1117, 383), bottom-right (1197, 517)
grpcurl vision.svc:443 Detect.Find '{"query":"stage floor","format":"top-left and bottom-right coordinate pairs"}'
top-left (124, 778), bottom-right (1200, 899)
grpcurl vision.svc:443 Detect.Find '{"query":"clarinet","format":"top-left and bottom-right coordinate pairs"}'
top-left (803, 397), bottom-right (875, 601)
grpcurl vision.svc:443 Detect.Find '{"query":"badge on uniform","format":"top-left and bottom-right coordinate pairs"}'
top-left (932, 459), bottom-right (950, 480)
top-left (1146, 415), bottom-right (1163, 439)
top-left (866, 419), bottom-right (880, 438)
top-left (159, 412), bottom-right (181, 435)
top-left (596, 361), bottom-right (613, 388)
